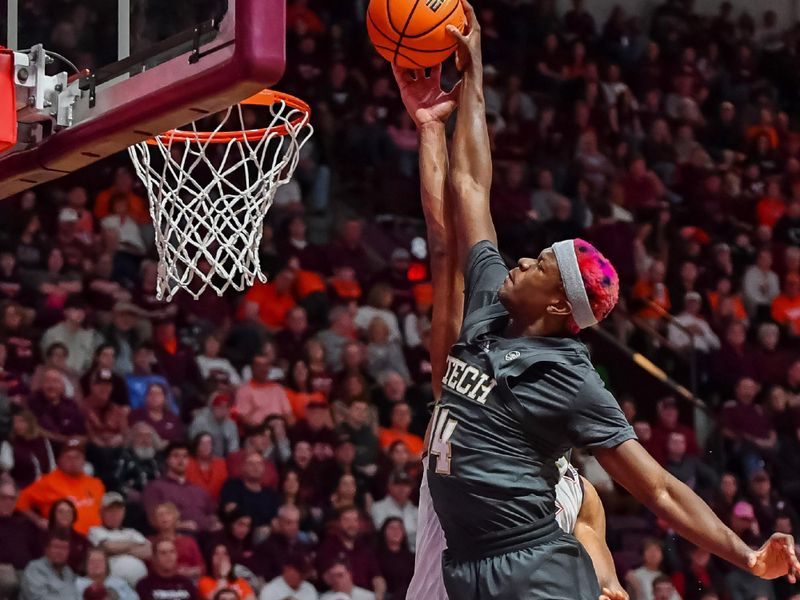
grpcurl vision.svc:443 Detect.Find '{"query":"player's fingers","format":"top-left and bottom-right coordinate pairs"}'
top-left (461, 0), bottom-right (477, 24)
top-left (446, 24), bottom-right (467, 44)
top-left (391, 63), bottom-right (414, 86)
top-left (445, 78), bottom-right (463, 101)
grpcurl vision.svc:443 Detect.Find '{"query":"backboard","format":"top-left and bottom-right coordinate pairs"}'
top-left (0, 0), bottom-right (286, 199)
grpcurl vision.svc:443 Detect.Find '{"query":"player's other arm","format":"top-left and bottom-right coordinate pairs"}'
top-left (595, 440), bottom-right (800, 581)
top-left (573, 477), bottom-right (628, 600)
top-left (447, 2), bottom-right (497, 268)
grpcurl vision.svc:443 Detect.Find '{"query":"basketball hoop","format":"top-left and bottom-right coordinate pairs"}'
top-left (128, 89), bottom-right (313, 301)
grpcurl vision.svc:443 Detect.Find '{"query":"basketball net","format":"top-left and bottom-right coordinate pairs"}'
top-left (128, 90), bottom-right (313, 300)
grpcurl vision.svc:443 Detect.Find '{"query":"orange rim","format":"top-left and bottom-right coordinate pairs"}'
top-left (147, 90), bottom-right (311, 145)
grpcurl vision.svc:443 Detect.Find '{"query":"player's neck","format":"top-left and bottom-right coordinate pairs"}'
top-left (506, 315), bottom-right (569, 338)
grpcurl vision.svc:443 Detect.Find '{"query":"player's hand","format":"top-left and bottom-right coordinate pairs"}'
top-left (392, 64), bottom-right (461, 127)
top-left (749, 533), bottom-right (800, 582)
top-left (599, 584), bottom-right (629, 600)
top-left (446, 0), bottom-right (482, 74)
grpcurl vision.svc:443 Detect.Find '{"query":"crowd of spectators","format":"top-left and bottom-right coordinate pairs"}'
top-left (6, 0), bottom-right (800, 599)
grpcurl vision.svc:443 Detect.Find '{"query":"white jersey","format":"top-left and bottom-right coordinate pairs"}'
top-left (407, 458), bottom-right (585, 600)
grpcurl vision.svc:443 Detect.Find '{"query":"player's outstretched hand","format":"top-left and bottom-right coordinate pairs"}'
top-left (446, 0), bottom-right (482, 74)
top-left (749, 533), bottom-right (800, 582)
top-left (392, 64), bottom-right (461, 128)
top-left (599, 584), bottom-right (629, 600)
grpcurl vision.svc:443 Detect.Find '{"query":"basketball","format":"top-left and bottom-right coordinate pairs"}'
top-left (367, 0), bottom-right (466, 69)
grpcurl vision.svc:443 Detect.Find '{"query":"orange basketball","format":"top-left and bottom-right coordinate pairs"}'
top-left (367, 0), bottom-right (466, 69)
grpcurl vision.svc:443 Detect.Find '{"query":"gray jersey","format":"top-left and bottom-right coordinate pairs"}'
top-left (427, 241), bottom-right (635, 551)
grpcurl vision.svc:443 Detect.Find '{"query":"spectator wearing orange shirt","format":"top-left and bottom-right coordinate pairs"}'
top-left (235, 355), bottom-right (294, 427)
top-left (755, 180), bottom-right (786, 228)
top-left (285, 0), bottom-right (325, 34)
top-left (379, 402), bottom-right (423, 459)
top-left (284, 359), bottom-right (327, 421)
top-left (240, 267), bottom-right (297, 331)
top-left (186, 432), bottom-right (228, 502)
top-left (771, 273), bottom-right (800, 336)
top-left (632, 260), bottom-right (671, 322)
top-left (16, 438), bottom-right (105, 535)
top-left (94, 167), bottom-right (150, 225)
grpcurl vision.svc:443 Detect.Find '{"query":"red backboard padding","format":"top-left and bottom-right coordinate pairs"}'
top-left (0, 48), bottom-right (16, 153)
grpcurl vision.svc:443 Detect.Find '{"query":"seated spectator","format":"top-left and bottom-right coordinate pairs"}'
top-left (0, 302), bottom-right (38, 375)
top-left (87, 492), bottom-right (150, 587)
top-left (317, 307), bottom-right (357, 372)
top-left (649, 397), bottom-right (700, 465)
top-left (7, 407), bottom-right (55, 488)
top-left (771, 273), bottom-right (800, 336)
top-left (651, 574), bottom-right (680, 600)
top-left (305, 339), bottom-right (334, 397)
top-left (197, 543), bottom-right (255, 600)
top-left (632, 260), bottom-right (671, 325)
top-left (76, 547), bottom-right (138, 600)
top-left (152, 320), bottom-right (203, 412)
top-left (30, 342), bottom-right (81, 401)
top-left (328, 474), bottom-right (365, 514)
top-left (723, 501), bottom-right (775, 600)
top-left (94, 167), bottom-right (149, 225)
top-left (0, 480), bottom-right (42, 599)
top-left (202, 508), bottom-right (254, 568)
top-left (355, 284), bottom-right (402, 343)
top-left (370, 471), bottom-right (417, 550)
top-left (625, 538), bottom-right (679, 600)
top-left (186, 432), bottom-right (229, 502)
top-left (337, 400), bottom-right (380, 474)
top-left (250, 504), bottom-right (316, 582)
top-left (378, 403), bottom-right (423, 460)
top-left (671, 545), bottom-right (724, 600)
top-left (364, 318), bottom-right (410, 384)
top-left (129, 382), bottom-right (185, 443)
top-left (47, 498), bottom-right (89, 575)
top-left (319, 559), bottom-right (376, 600)
top-left (101, 192), bottom-right (147, 262)
top-left (40, 295), bottom-right (101, 375)
top-left (84, 253), bottom-right (133, 314)
top-left (84, 368), bottom-right (129, 484)
top-left (113, 421), bottom-right (162, 502)
top-left (326, 219), bottom-right (376, 287)
top-left (280, 463), bottom-right (320, 532)
top-left (752, 322), bottom-right (793, 386)
top-left (721, 377), bottom-right (777, 476)
top-left (142, 442), bottom-right (218, 533)
top-left (136, 538), bottom-right (200, 600)
top-left (226, 423), bottom-right (280, 490)
top-left (240, 267), bottom-right (297, 331)
top-left (710, 322), bottom-right (758, 395)
top-left (376, 518), bottom-right (414, 600)
top-left (19, 531), bottom-right (78, 600)
top-left (189, 393), bottom-right (240, 458)
top-left (291, 402), bottom-right (337, 461)
top-left (32, 248), bottom-right (83, 319)
top-left (235, 354), bottom-right (294, 428)
top-left (748, 469), bottom-right (798, 535)
top-left (664, 432), bottom-right (719, 498)
top-left (273, 307), bottom-right (312, 367)
top-left (27, 367), bottom-right (86, 444)
top-left (125, 344), bottom-right (177, 412)
top-left (259, 554), bottom-right (318, 600)
top-left (666, 292), bottom-right (720, 354)
top-left (284, 359), bottom-right (328, 421)
top-left (80, 344), bottom-right (128, 406)
top-left (220, 451), bottom-right (280, 534)
top-left (196, 334), bottom-right (242, 387)
top-left (16, 439), bottom-right (104, 535)
top-left (148, 503), bottom-right (205, 580)
top-left (317, 507), bottom-right (385, 594)
top-left (371, 441), bottom-right (418, 502)
top-left (742, 248), bottom-right (781, 318)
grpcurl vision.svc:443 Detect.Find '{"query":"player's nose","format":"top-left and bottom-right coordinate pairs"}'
top-left (518, 258), bottom-right (533, 270)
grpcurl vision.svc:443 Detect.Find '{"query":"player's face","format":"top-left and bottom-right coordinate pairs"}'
top-left (499, 249), bottom-right (566, 321)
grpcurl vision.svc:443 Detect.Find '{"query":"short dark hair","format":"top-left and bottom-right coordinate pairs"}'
top-left (164, 441), bottom-right (190, 458)
top-left (652, 574), bottom-right (672, 589)
top-left (336, 505), bottom-right (359, 520)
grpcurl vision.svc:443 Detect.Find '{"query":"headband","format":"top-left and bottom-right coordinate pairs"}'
top-left (551, 240), bottom-right (598, 330)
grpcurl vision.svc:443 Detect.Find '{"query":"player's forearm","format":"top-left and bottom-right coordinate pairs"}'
top-left (573, 523), bottom-right (620, 591)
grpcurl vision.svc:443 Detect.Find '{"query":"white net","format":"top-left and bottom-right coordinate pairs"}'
top-left (128, 91), bottom-right (313, 301)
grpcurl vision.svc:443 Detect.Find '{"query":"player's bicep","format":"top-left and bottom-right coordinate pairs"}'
top-left (575, 477), bottom-right (606, 538)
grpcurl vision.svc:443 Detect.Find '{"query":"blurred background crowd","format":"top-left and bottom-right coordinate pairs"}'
top-left (5, 0), bottom-right (800, 598)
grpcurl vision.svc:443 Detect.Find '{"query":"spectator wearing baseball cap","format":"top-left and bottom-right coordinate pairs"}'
top-left (85, 368), bottom-right (129, 484)
top-left (369, 471), bottom-right (417, 551)
top-left (87, 492), bottom-right (150, 587)
top-left (16, 439), bottom-right (105, 534)
top-left (188, 393), bottom-right (240, 458)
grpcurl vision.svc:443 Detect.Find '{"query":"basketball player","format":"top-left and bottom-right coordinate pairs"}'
top-left (394, 64), bottom-right (627, 599)
top-left (407, 2), bottom-right (798, 599)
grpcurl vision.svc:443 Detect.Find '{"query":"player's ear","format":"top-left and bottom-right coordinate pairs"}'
top-left (546, 297), bottom-right (572, 317)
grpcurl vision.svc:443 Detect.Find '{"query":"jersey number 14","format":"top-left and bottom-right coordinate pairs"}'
top-left (428, 405), bottom-right (458, 475)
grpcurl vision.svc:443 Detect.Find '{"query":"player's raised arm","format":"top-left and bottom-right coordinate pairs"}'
top-left (595, 440), bottom-right (800, 582)
top-left (573, 478), bottom-right (628, 600)
top-left (393, 65), bottom-right (464, 397)
top-left (446, 1), bottom-right (497, 268)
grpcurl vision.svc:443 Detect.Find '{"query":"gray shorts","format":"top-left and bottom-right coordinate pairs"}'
top-left (442, 533), bottom-right (601, 600)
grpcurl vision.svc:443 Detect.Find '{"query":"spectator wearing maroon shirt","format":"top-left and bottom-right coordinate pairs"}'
top-left (586, 202), bottom-right (638, 288)
top-left (148, 503), bottom-right (205, 581)
top-left (752, 322), bottom-right (794, 386)
top-left (649, 397), bottom-right (700, 465)
top-left (249, 504), bottom-right (316, 581)
top-left (710, 322), bottom-right (758, 396)
top-left (80, 344), bottom-right (129, 406)
top-left (142, 442), bottom-right (218, 534)
top-left (27, 367), bottom-right (86, 445)
top-left (0, 480), bottom-right (42, 598)
top-left (327, 219), bottom-right (377, 286)
top-left (128, 383), bottom-right (184, 443)
top-left (136, 538), bottom-right (199, 600)
top-left (152, 320), bottom-right (202, 415)
top-left (748, 469), bottom-right (799, 535)
top-left (721, 377), bottom-right (777, 476)
top-left (274, 306), bottom-right (312, 367)
top-left (0, 302), bottom-right (39, 375)
top-left (316, 506), bottom-right (385, 594)
top-left (226, 423), bottom-right (280, 490)
top-left (376, 517), bottom-right (414, 600)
